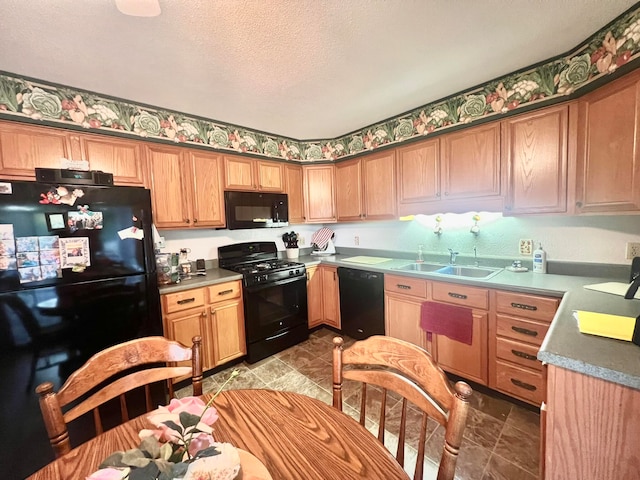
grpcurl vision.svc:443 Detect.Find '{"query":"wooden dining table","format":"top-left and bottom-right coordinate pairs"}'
top-left (28, 389), bottom-right (410, 479)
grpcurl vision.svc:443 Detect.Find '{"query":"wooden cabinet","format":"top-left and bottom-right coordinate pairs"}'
top-left (384, 274), bottom-right (428, 348)
top-left (396, 138), bottom-right (440, 212)
top-left (430, 281), bottom-right (489, 385)
top-left (321, 265), bottom-right (340, 329)
top-left (396, 122), bottom-right (502, 215)
top-left (72, 134), bottom-right (149, 187)
top-left (575, 70), bottom-right (640, 213)
top-left (161, 281), bottom-right (245, 373)
top-left (489, 290), bottom-right (559, 405)
top-left (306, 266), bottom-right (324, 328)
top-left (0, 121), bottom-right (73, 179)
top-left (303, 164), bottom-right (336, 223)
top-left (502, 104), bottom-right (570, 214)
top-left (336, 150), bottom-right (396, 221)
top-left (223, 156), bottom-right (284, 192)
top-left (284, 164), bottom-right (305, 223)
top-left (205, 281), bottom-right (245, 366)
top-left (544, 365), bottom-right (640, 479)
top-left (147, 144), bottom-right (225, 229)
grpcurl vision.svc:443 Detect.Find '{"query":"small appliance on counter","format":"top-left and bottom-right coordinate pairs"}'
top-left (310, 227), bottom-right (336, 256)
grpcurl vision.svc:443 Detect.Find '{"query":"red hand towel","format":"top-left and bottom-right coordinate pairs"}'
top-left (420, 301), bottom-right (473, 345)
top-left (311, 228), bottom-right (334, 249)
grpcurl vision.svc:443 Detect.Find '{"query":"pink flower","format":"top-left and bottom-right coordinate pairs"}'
top-left (89, 118), bottom-right (102, 129)
top-left (86, 467), bottom-right (129, 480)
top-left (187, 432), bottom-right (216, 457)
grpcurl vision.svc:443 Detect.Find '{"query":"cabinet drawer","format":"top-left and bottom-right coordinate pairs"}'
top-left (495, 291), bottom-right (559, 322)
top-left (163, 288), bottom-right (206, 314)
top-left (384, 274), bottom-right (427, 298)
top-left (496, 337), bottom-right (542, 371)
top-left (431, 282), bottom-right (488, 310)
top-left (207, 281), bottom-right (242, 303)
top-left (496, 314), bottom-right (549, 346)
top-left (496, 360), bottom-right (544, 405)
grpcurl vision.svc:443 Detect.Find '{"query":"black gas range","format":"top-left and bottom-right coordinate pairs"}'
top-left (218, 242), bottom-right (308, 363)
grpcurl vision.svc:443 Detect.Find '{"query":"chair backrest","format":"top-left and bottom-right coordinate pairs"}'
top-left (36, 335), bottom-right (203, 458)
top-left (332, 336), bottom-right (472, 480)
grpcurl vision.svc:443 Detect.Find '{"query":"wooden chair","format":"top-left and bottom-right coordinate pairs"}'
top-left (332, 336), bottom-right (472, 480)
top-left (36, 335), bottom-right (203, 458)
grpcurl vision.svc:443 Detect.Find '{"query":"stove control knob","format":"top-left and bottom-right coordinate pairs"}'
top-left (295, 269), bottom-right (300, 275)
top-left (289, 270), bottom-right (294, 276)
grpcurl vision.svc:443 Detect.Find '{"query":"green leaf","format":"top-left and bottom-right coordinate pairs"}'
top-left (128, 462), bottom-right (160, 480)
top-left (162, 419), bottom-right (184, 433)
top-left (159, 441), bottom-right (173, 461)
top-left (194, 446), bottom-right (222, 458)
top-left (139, 436), bottom-right (161, 459)
top-left (179, 411), bottom-right (201, 428)
top-left (122, 448), bottom-right (150, 467)
top-left (99, 451), bottom-right (126, 468)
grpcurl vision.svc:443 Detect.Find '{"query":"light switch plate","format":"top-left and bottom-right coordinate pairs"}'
top-left (519, 239), bottom-right (533, 255)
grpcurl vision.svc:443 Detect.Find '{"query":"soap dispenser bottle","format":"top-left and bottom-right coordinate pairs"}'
top-left (533, 243), bottom-right (547, 273)
top-left (416, 244), bottom-right (424, 263)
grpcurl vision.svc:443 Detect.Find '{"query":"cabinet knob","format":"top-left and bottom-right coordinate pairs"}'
top-left (504, 205), bottom-right (512, 211)
top-left (444, 192), bottom-right (449, 196)
top-left (193, 219), bottom-right (198, 224)
top-left (185, 219), bottom-right (190, 224)
top-left (210, 307), bottom-right (216, 315)
top-left (576, 201), bottom-right (583, 208)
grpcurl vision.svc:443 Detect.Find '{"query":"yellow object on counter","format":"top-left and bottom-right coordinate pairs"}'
top-left (574, 310), bottom-right (637, 341)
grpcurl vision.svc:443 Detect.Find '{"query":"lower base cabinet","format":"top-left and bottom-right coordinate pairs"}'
top-left (306, 265), bottom-right (341, 329)
top-left (161, 280), bottom-right (246, 376)
top-left (384, 274), bottom-right (428, 348)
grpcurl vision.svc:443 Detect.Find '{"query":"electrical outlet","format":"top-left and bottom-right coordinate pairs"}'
top-left (626, 242), bottom-right (640, 259)
top-left (298, 236), bottom-right (305, 246)
top-left (156, 236), bottom-right (165, 249)
top-left (354, 236), bottom-right (360, 246)
top-left (519, 239), bottom-right (533, 255)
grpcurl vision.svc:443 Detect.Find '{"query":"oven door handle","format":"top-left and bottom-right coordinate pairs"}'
top-left (245, 275), bottom-right (306, 293)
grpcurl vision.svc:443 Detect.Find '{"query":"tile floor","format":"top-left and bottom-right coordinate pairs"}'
top-left (177, 329), bottom-right (540, 480)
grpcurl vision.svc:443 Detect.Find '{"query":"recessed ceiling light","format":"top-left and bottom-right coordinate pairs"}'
top-left (115, 0), bottom-right (161, 17)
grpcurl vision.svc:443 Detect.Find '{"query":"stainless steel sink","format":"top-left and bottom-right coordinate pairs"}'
top-left (393, 262), bottom-right (443, 272)
top-left (393, 262), bottom-right (502, 279)
top-left (434, 265), bottom-right (502, 279)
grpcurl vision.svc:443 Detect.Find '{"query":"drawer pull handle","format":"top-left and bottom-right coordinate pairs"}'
top-left (511, 326), bottom-right (538, 337)
top-left (218, 289), bottom-right (234, 295)
top-left (397, 284), bottom-right (412, 290)
top-left (511, 349), bottom-right (538, 361)
top-left (511, 302), bottom-right (537, 311)
top-left (448, 292), bottom-right (468, 300)
top-left (177, 298), bottom-right (196, 305)
top-left (511, 378), bottom-right (537, 391)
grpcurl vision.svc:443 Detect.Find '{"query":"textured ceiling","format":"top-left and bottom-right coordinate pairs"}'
top-left (0, 0), bottom-right (637, 139)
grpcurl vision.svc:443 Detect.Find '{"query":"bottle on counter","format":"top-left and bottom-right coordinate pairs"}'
top-left (416, 244), bottom-right (424, 263)
top-left (533, 243), bottom-right (547, 273)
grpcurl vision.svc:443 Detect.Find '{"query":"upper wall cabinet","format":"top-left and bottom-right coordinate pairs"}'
top-left (303, 164), bottom-right (336, 223)
top-left (575, 70), bottom-right (640, 213)
top-left (284, 164), bottom-right (305, 224)
top-left (336, 150), bottom-right (397, 221)
top-left (71, 134), bottom-right (149, 187)
top-left (0, 121), bottom-right (73, 179)
top-left (397, 122), bottom-right (502, 215)
top-left (502, 104), bottom-right (570, 214)
top-left (147, 144), bottom-right (225, 229)
top-left (223, 156), bottom-right (284, 192)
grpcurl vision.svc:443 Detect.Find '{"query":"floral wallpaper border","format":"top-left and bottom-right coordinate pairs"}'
top-left (1, 5), bottom-right (640, 163)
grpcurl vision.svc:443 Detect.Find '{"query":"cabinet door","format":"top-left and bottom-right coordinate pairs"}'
top-left (164, 309), bottom-right (209, 370)
top-left (147, 145), bottom-right (192, 228)
top-left (306, 266), bottom-right (324, 328)
top-left (503, 105), bottom-right (569, 214)
top-left (362, 150), bottom-right (397, 220)
top-left (257, 160), bottom-right (284, 192)
top-left (0, 122), bottom-right (72, 179)
top-left (79, 134), bottom-right (148, 187)
top-left (576, 71), bottom-right (640, 213)
top-left (434, 309), bottom-right (488, 385)
top-left (396, 138), bottom-right (440, 209)
top-left (284, 164), bottom-right (305, 223)
top-left (335, 159), bottom-right (363, 221)
top-left (441, 122), bottom-right (501, 199)
top-left (384, 292), bottom-right (426, 349)
top-left (224, 156), bottom-right (256, 190)
top-left (321, 266), bottom-right (340, 328)
top-left (188, 150), bottom-right (225, 227)
top-left (303, 165), bottom-right (336, 223)
top-left (209, 299), bottom-right (246, 366)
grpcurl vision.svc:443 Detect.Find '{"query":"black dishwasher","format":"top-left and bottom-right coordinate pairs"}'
top-left (338, 267), bottom-right (385, 340)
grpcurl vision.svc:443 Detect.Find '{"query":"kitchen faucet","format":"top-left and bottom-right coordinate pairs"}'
top-left (448, 248), bottom-right (459, 265)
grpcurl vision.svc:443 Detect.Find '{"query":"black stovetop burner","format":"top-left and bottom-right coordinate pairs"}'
top-left (218, 242), bottom-right (306, 287)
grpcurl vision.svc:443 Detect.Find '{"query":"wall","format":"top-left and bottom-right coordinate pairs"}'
top-left (160, 215), bottom-right (640, 266)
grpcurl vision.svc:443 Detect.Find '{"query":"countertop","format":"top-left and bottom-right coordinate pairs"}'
top-left (157, 253), bottom-right (640, 390)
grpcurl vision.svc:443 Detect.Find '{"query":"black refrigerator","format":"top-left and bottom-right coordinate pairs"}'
top-left (0, 178), bottom-right (162, 479)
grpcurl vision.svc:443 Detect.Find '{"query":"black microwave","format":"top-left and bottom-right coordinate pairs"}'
top-left (224, 191), bottom-right (289, 230)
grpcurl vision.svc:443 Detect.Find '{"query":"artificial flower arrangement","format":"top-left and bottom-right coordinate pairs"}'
top-left (281, 231), bottom-right (299, 249)
top-left (87, 370), bottom-right (241, 480)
